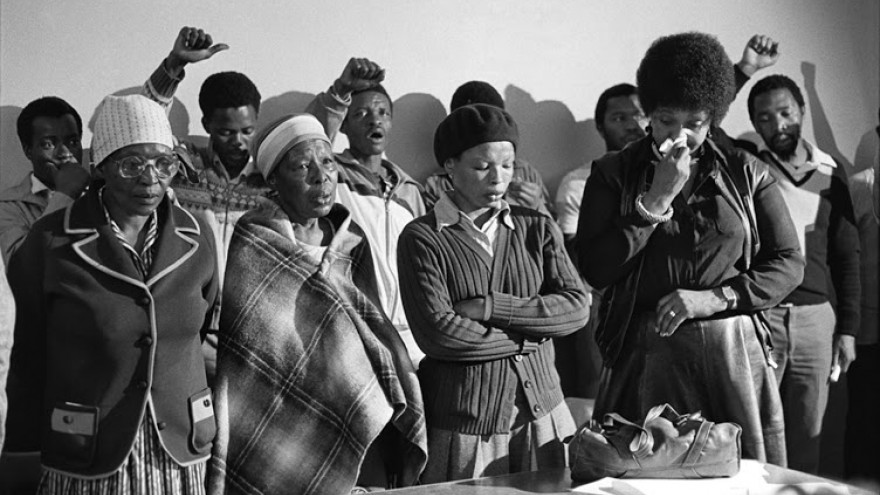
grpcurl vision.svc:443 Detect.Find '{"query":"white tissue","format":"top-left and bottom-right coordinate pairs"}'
top-left (658, 129), bottom-right (696, 155)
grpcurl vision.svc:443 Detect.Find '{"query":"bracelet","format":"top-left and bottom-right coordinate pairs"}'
top-left (718, 286), bottom-right (738, 310)
top-left (635, 193), bottom-right (673, 224)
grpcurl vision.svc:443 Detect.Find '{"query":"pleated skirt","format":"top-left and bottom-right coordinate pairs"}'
top-left (421, 388), bottom-right (575, 483)
top-left (37, 411), bottom-right (205, 495)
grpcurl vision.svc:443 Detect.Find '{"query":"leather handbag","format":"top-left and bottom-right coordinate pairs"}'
top-left (569, 404), bottom-right (742, 481)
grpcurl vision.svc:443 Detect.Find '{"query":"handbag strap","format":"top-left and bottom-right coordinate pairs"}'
top-left (603, 403), bottom-right (681, 459)
top-left (602, 413), bottom-right (653, 458)
top-left (682, 419), bottom-right (713, 467)
top-left (603, 405), bottom-right (711, 462)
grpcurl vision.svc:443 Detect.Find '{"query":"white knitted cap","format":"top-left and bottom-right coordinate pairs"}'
top-left (90, 94), bottom-right (174, 166)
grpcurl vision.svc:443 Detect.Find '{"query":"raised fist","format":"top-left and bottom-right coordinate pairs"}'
top-left (738, 34), bottom-right (780, 77)
top-left (334, 57), bottom-right (386, 97)
top-left (167, 26), bottom-right (229, 71)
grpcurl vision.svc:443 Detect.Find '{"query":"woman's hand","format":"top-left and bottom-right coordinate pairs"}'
top-left (654, 289), bottom-right (726, 337)
top-left (642, 144), bottom-right (690, 215)
top-left (453, 297), bottom-right (488, 321)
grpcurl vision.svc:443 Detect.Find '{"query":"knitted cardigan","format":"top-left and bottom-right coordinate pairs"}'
top-left (398, 206), bottom-right (588, 435)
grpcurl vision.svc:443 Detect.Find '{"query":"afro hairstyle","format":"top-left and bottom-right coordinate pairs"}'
top-left (198, 71), bottom-right (262, 117)
top-left (636, 32), bottom-right (735, 122)
top-left (17, 96), bottom-right (83, 149)
top-left (747, 74), bottom-right (805, 122)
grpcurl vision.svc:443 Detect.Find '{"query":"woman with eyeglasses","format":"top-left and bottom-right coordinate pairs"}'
top-left (575, 32), bottom-right (804, 466)
top-left (7, 94), bottom-right (219, 494)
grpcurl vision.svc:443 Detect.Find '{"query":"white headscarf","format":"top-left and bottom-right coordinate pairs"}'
top-left (251, 114), bottom-right (330, 179)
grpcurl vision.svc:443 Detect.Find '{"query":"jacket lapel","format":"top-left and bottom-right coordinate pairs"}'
top-left (65, 190), bottom-right (147, 289)
top-left (147, 199), bottom-right (201, 288)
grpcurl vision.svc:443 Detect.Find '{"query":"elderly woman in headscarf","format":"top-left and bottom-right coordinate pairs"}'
top-left (575, 32), bottom-right (804, 465)
top-left (208, 114), bottom-right (427, 494)
top-left (6, 94), bottom-right (219, 494)
top-left (397, 104), bottom-right (589, 482)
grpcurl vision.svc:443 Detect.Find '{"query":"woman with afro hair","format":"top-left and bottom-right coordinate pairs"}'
top-left (575, 32), bottom-right (804, 465)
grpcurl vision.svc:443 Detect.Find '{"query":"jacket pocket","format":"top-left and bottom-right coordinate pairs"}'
top-left (44, 402), bottom-right (100, 469)
top-left (188, 388), bottom-right (216, 454)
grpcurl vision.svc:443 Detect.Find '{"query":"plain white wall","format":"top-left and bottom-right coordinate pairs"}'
top-left (1, 0), bottom-right (878, 197)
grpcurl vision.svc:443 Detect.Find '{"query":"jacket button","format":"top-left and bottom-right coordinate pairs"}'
top-left (137, 296), bottom-right (151, 306)
top-left (514, 355), bottom-right (524, 362)
top-left (137, 380), bottom-right (148, 390)
top-left (135, 335), bottom-right (154, 348)
top-left (533, 405), bottom-right (542, 414)
top-left (524, 380), bottom-right (532, 389)
top-left (157, 421), bottom-right (167, 430)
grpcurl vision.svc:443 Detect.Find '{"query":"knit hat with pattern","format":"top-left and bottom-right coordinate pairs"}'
top-left (91, 94), bottom-right (173, 166)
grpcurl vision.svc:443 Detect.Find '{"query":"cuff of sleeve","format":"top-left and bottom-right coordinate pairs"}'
top-left (326, 84), bottom-right (352, 106)
top-left (836, 319), bottom-right (860, 337)
top-left (620, 210), bottom-right (661, 232)
top-left (489, 291), bottom-right (515, 328)
top-left (734, 64), bottom-right (749, 91)
top-left (482, 294), bottom-right (493, 321)
top-left (146, 61), bottom-right (184, 103)
top-left (521, 338), bottom-right (541, 354)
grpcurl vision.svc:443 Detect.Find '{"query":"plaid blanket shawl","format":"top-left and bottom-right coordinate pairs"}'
top-left (207, 204), bottom-right (427, 494)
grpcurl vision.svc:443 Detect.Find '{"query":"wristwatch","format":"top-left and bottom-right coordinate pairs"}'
top-left (715, 286), bottom-right (738, 311)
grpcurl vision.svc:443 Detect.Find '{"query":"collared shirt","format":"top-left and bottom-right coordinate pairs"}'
top-left (757, 138), bottom-right (837, 181)
top-left (29, 174), bottom-right (51, 196)
top-left (170, 138), bottom-right (272, 281)
top-left (555, 162), bottom-right (593, 235)
top-left (755, 138), bottom-right (861, 335)
top-left (202, 137), bottom-right (258, 185)
top-left (434, 191), bottom-right (515, 257)
top-left (1, 173), bottom-right (75, 263)
top-left (99, 187), bottom-right (158, 278)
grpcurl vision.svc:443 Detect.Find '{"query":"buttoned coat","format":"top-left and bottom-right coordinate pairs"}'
top-left (6, 186), bottom-right (219, 478)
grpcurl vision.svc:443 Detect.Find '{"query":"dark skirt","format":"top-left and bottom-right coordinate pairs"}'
top-left (593, 312), bottom-right (787, 466)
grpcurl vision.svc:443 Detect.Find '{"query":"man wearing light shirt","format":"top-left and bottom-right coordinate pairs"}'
top-left (746, 74), bottom-right (860, 474)
top-left (0, 97), bottom-right (89, 264)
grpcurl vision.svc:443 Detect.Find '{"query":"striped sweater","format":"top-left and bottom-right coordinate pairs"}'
top-left (398, 206), bottom-right (588, 434)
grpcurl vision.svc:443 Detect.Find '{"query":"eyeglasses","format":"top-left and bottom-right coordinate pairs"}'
top-left (114, 155), bottom-right (180, 179)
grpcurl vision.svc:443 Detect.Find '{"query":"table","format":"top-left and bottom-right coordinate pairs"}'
top-left (385, 461), bottom-right (876, 494)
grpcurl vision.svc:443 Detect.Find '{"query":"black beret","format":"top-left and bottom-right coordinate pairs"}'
top-left (433, 103), bottom-right (519, 167)
top-left (450, 81), bottom-right (505, 111)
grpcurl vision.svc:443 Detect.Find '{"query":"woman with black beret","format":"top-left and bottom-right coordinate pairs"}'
top-left (398, 103), bottom-right (589, 482)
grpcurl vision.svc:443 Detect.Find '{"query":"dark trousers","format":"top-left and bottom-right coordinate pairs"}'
top-left (845, 343), bottom-right (880, 483)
